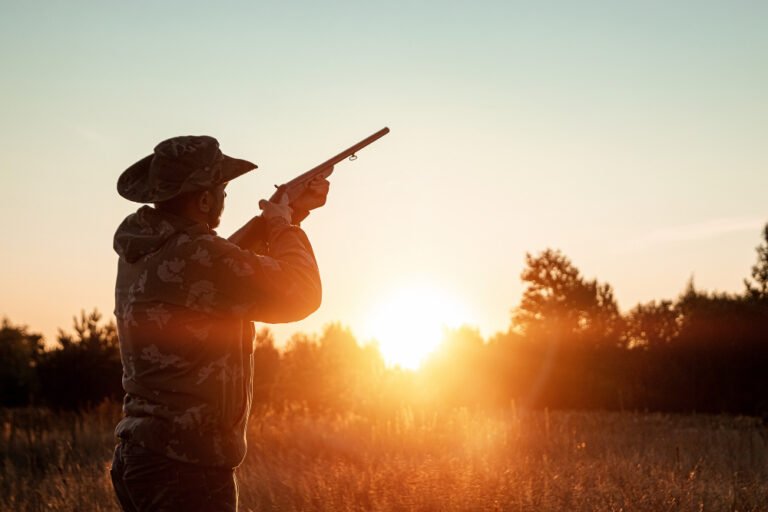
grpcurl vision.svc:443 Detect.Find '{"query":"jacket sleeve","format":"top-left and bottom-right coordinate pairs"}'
top-left (189, 218), bottom-right (322, 323)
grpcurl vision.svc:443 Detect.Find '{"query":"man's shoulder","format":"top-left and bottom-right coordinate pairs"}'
top-left (150, 229), bottom-right (258, 279)
top-left (173, 230), bottom-right (244, 257)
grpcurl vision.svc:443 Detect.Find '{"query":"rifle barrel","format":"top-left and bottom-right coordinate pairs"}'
top-left (286, 127), bottom-right (390, 186)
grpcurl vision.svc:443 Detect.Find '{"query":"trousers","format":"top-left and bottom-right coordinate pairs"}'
top-left (110, 440), bottom-right (238, 512)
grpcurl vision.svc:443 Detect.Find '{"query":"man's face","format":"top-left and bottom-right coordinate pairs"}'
top-left (205, 183), bottom-right (227, 229)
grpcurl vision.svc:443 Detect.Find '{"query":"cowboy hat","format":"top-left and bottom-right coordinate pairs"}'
top-left (117, 135), bottom-right (257, 203)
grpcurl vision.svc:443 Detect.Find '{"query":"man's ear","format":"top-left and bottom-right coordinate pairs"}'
top-left (197, 191), bottom-right (212, 213)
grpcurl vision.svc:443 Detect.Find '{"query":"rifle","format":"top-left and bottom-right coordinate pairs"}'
top-left (228, 127), bottom-right (389, 248)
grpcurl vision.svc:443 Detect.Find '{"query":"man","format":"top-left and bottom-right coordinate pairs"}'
top-left (110, 135), bottom-right (328, 511)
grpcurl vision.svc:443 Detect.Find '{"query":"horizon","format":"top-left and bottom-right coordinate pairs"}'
top-left (6, 226), bottom-right (766, 366)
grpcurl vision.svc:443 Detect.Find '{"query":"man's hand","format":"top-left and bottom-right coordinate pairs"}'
top-left (259, 192), bottom-right (293, 226)
top-left (290, 174), bottom-right (331, 224)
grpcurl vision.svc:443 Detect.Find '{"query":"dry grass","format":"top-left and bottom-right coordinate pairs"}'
top-left (1, 404), bottom-right (767, 511)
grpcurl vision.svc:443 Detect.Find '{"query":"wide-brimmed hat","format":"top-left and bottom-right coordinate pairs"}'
top-left (117, 135), bottom-right (257, 203)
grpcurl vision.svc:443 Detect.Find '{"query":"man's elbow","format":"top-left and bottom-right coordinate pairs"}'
top-left (260, 282), bottom-right (321, 324)
top-left (293, 284), bottom-right (322, 321)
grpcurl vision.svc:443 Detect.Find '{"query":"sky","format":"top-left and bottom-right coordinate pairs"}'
top-left (1, 0), bottom-right (766, 353)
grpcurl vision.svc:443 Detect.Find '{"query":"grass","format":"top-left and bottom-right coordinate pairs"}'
top-left (1, 404), bottom-right (766, 511)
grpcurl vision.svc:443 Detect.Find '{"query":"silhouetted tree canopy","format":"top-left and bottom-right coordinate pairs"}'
top-left (3, 224), bottom-right (768, 416)
top-left (251, 328), bottom-right (280, 410)
top-left (624, 300), bottom-right (678, 349)
top-left (36, 309), bottom-right (122, 409)
top-left (745, 223), bottom-right (768, 300)
top-left (513, 249), bottom-right (624, 348)
top-left (0, 319), bottom-right (43, 406)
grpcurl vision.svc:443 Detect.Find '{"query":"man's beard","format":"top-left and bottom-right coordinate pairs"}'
top-left (207, 201), bottom-right (224, 229)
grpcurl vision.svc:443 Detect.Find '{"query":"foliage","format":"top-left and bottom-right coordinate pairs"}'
top-left (745, 223), bottom-right (768, 300)
top-left (3, 225), bottom-right (768, 416)
top-left (513, 249), bottom-right (624, 348)
top-left (623, 299), bottom-right (678, 349)
top-left (272, 323), bottom-right (387, 414)
top-left (421, 326), bottom-right (492, 408)
top-left (251, 327), bottom-right (280, 409)
top-left (36, 309), bottom-right (123, 409)
top-left (0, 319), bottom-right (43, 406)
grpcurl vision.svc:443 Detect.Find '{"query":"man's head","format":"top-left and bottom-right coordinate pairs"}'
top-left (154, 182), bottom-right (227, 229)
top-left (117, 136), bottom-right (256, 223)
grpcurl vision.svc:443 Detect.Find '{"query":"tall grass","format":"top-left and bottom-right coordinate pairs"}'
top-left (1, 404), bottom-right (766, 511)
top-left (0, 403), bottom-right (120, 511)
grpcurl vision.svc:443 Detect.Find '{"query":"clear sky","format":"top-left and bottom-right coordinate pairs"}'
top-left (1, 0), bottom-right (766, 352)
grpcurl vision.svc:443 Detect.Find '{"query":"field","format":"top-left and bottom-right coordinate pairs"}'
top-left (1, 404), bottom-right (767, 511)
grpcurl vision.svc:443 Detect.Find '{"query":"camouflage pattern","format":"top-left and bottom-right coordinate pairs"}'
top-left (113, 205), bottom-right (321, 468)
top-left (117, 136), bottom-right (257, 203)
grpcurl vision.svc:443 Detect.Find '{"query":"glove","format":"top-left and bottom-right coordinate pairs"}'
top-left (290, 175), bottom-right (331, 224)
top-left (259, 191), bottom-right (293, 228)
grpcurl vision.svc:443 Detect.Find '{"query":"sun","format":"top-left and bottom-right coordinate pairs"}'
top-left (362, 284), bottom-right (473, 369)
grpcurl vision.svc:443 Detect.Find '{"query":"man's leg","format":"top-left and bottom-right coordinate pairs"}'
top-left (174, 459), bottom-right (238, 511)
top-left (110, 442), bottom-right (138, 512)
top-left (110, 440), bottom-right (237, 512)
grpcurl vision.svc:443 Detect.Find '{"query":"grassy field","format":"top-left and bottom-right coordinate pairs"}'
top-left (1, 404), bottom-right (766, 511)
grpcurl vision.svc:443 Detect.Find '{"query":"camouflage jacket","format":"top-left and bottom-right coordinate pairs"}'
top-left (113, 206), bottom-right (321, 468)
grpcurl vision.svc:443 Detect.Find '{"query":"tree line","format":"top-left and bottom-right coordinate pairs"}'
top-left (2, 225), bottom-right (768, 416)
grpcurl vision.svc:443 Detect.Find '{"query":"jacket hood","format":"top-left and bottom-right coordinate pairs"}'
top-left (114, 206), bottom-right (211, 263)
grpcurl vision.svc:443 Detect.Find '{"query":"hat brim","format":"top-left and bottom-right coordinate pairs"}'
top-left (220, 155), bottom-right (258, 184)
top-left (117, 154), bottom-right (258, 203)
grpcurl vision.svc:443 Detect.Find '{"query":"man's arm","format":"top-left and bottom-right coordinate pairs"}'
top-left (227, 215), bottom-right (267, 252)
top-left (227, 176), bottom-right (330, 251)
top-left (201, 194), bottom-right (322, 323)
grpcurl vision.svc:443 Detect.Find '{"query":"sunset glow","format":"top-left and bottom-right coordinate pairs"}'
top-left (363, 284), bottom-right (473, 369)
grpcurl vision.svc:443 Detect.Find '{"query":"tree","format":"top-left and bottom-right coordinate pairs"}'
top-left (0, 318), bottom-right (44, 406)
top-left (251, 328), bottom-right (280, 409)
top-left (274, 332), bottom-right (322, 409)
top-left (314, 323), bottom-right (385, 412)
top-left (672, 280), bottom-right (768, 413)
top-left (422, 325), bottom-right (490, 407)
top-left (624, 300), bottom-right (679, 349)
top-left (512, 249), bottom-right (623, 348)
top-left (745, 223), bottom-right (768, 300)
top-left (36, 309), bottom-right (122, 409)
